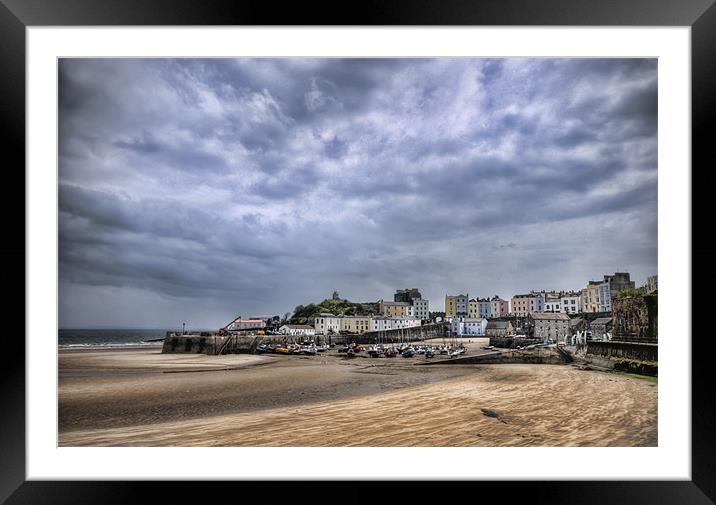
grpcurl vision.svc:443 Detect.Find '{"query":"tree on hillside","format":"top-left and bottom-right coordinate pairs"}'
top-left (619, 287), bottom-right (648, 299)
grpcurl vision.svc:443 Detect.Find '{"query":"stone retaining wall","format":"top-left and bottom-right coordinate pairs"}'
top-left (585, 341), bottom-right (658, 362)
top-left (420, 347), bottom-right (567, 366)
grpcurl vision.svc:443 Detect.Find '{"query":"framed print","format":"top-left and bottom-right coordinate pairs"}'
top-left (4, 0), bottom-right (714, 503)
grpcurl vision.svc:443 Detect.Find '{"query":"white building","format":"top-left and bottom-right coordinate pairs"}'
top-left (451, 317), bottom-right (488, 336)
top-left (279, 325), bottom-right (316, 336)
top-left (313, 313), bottom-right (342, 335)
top-left (490, 296), bottom-right (508, 317)
top-left (598, 282), bottom-right (612, 312)
top-left (412, 298), bottom-right (430, 320)
top-left (544, 300), bottom-right (560, 312)
top-left (543, 295), bottom-right (562, 313)
top-left (560, 294), bottom-right (581, 314)
top-left (370, 316), bottom-right (422, 332)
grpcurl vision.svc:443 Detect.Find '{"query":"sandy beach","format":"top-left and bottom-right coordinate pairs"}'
top-left (58, 346), bottom-right (657, 447)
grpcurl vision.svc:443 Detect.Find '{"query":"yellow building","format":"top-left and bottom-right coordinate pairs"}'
top-left (340, 316), bottom-right (371, 334)
top-left (445, 294), bottom-right (468, 318)
top-left (580, 281), bottom-right (602, 313)
top-left (378, 300), bottom-right (411, 317)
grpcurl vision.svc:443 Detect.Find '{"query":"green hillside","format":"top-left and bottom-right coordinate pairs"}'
top-left (289, 298), bottom-right (378, 325)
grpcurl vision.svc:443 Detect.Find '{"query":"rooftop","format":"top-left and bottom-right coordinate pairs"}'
top-left (530, 312), bottom-right (570, 320)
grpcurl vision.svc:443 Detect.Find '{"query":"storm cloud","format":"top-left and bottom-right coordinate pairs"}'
top-left (58, 58), bottom-right (657, 329)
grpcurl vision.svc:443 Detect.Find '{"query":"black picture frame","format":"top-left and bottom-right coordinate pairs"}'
top-left (2, 0), bottom-right (713, 503)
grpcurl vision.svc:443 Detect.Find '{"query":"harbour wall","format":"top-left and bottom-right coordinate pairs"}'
top-left (489, 336), bottom-right (543, 349)
top-left (161, 333), bottom-right (324, 355)
top-left (584, 341), bottom-right (658, 362)
top-left (420, 346), bottom-right (569, 366)
top-left (162, 324), bottom-right (450, 354)
top-left (578, 341), bottom-right (658, 376)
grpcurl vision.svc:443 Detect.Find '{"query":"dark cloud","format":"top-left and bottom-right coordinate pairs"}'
top-left (58, 58), bottom-right (658, 328)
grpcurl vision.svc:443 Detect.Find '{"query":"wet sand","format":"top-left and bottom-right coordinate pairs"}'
top-left (58, 347), bottom-right (657, 447)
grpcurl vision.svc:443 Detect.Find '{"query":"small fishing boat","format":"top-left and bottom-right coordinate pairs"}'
top-left (256, 344), bottom-right (274, 354)
top-left (300, 345), bottom-right (317, 355)
top-left (367, 346), bottom-right (383, 358)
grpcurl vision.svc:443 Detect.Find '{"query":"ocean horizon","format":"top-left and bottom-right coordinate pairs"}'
top-left (58, 328), bottom-right (212, 348)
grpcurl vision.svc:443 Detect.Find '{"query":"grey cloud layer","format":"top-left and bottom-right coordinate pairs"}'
top-left (59, 58), bottom-right (657, 328)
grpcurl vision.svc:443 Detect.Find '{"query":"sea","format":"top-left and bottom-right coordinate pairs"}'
top-left (58, 328), bottom-right (180, 349)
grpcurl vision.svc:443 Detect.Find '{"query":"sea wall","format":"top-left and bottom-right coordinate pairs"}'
top-left (420, 346), bottom-right (568, 366)
top-left (572, 341), bottom-right (658, 376)
top-left (161, 333), bottom-right (319, 355)
top-left (161, 334), bottom-right (228, 355)
top-left (585, 341), bottom-right (658, 362)
top-left (489, 336), bottom-right (543, 349)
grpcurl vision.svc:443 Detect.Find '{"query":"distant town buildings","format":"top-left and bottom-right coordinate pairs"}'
top-left (290, 273), bottom-right (644, 337)
top-left (579, 273), bottom-right (635, 313)
top-left (510, 292), bottom-right (544, 316)
top-left (645, 275), bottom-right (658, 293)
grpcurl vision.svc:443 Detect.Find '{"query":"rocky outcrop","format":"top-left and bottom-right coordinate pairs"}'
top-left (612, 294), bottom-right (657, 343)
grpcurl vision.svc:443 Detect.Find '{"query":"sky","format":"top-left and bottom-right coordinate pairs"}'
top-left (58, 58), bottom-right (657, 329)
